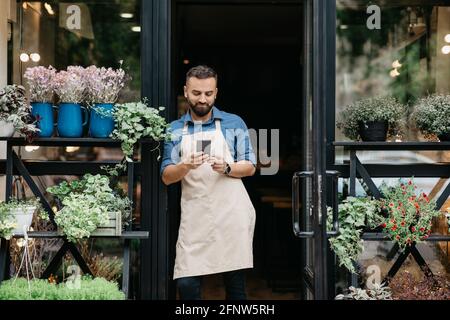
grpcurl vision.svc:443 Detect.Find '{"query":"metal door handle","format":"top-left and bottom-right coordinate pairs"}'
top-left (292, 170), bottom-right (340, 238)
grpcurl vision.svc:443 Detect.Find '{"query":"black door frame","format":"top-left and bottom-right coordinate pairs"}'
top-left (140, 0), bottom-right (336, 300)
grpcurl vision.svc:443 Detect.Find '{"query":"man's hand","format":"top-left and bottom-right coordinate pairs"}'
top-left (183, 152), bottom-right (210, 170)
top-left (209, 156), bottom-right (227, 174)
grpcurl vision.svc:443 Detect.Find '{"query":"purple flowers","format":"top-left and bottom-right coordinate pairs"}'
top-left (24, 66), bottom-right (57, 103)
top-left (84, 66), bottom-right (127, 104)
top-left (53, 66), bottom-right (88, 103)
top-left (24, 65), bottom-right (128, 105)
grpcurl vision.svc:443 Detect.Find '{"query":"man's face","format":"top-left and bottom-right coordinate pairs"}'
top-left (184, 77), bottom-right (218, 117)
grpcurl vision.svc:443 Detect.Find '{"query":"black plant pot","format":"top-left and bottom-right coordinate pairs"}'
top-left (438, 132), bottom-right (450, 142)
top-left (358, 121), bottom-right (388, 142)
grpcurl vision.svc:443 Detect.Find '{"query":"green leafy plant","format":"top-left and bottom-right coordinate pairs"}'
top-left (377, 179), bottom-right (441, 250)
top-left (413, 93), bottom-right (450, 139)
top-left (0, 203), bottom-right (16, 240)
top-left (0, 277), bottom-right (125, 300)
top-left (335, 283), bottom-right (393, 300)
top-left (104, 100), bottom-right (170, 176)
top-left (336, 96), bottom-right (405, 140)
top-left (327, 197), bottom-right (383, 273)
top-left (0, 84), bottom-right (40, 140)
top-left (45, 174), bottom-right (132, 242)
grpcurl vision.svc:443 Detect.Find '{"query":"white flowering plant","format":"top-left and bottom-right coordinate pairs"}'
top-left (337, 96), bottom-right (406, 141)
top-left (103, 101), bottom-right (171, 176)
top-left (45, 174), bottom-right (132, 242)
top-left (53, 66), bottom-right (87, 103)
top-left (23, 66), bottom-right (57, 103)
top-left (413, 94), bottom-right (450, 139)
top-left (0, 85), bottom-right (40, 140)
top-left (84, 65), bottom-right (128, 104)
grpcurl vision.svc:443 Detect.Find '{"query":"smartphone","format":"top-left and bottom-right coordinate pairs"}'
top-left (197, 140), bottom-right (211, 155)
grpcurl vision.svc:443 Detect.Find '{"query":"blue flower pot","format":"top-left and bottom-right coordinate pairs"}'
top-left (31, 102), bottom-right (56, 137)
top-left (89, 103), bottom-right (115, 138)
top-left (56, 103), bottom-right (89, 137)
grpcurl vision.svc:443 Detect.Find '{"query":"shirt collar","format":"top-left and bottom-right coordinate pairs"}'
top-left (183, 106), bottom-right (223, 124)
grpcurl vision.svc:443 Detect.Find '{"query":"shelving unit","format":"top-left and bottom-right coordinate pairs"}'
top-left (0, 137), bottom-right (150, 299)
top-left (333, 141), bottom-right (450, 284)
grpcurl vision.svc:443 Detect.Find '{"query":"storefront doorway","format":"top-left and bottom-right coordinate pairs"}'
top-left (169, 0), bottom-right (334, 300)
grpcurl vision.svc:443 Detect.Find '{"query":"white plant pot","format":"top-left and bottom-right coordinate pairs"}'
top-left (11, 206), bottom-right (35, 234)
top-left (0, 120), bottom-right (15, 137)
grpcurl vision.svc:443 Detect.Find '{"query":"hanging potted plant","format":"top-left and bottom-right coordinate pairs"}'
top-left (84, 64), bottom-right (128, 138)
top-left (102, 100), bottom-right (170, 176)
top-left (24, 66), bottom-right (57, 137)
top-left (0, 84), bottom-right (40, 140)
top-left (337, 96), bottom-right (405, 141)
top-left (413, 94), bottom-right (450, 141)
top-left (0, 198), bottom-right (42, 236)
top-left (44, 174), bottom-right (132, 242)
top-left (53, 66), bottom-right (88, 138)
top-left (377, 179), bottom-right (442, 250)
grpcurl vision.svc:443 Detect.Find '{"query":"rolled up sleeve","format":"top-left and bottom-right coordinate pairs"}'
top-left (160, 125), bottom-right (183, 176)
top-left (234, 118), bottom-right (256, 165)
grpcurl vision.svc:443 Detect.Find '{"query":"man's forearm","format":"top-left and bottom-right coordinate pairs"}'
top-left (228, 160), bottom-right (256, 178)
top-left (162, 163), bottom-right (191, 185)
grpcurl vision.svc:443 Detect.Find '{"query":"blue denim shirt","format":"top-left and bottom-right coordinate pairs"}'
top-left (160, 106), bottom-right (256, 175)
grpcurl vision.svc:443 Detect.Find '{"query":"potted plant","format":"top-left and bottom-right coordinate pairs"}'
top-left (327, 196), bottom-right (383, 273)
top-left (0, 85), bottom-right (40, 140)
top-left (377, 179), bottom-right (442, 250)
top-left (53, 66), bottom-right (88, 137)
top-left (0, 198), bottom-right (41, 236)
top-left (337, 96), bottom-right (405, 141)
top-left (413, 94), bottom-right (450, 141)
top-left (84, 64), bottom-right (128, 138)
top-left (44, 174), bottom-right (132, 242)
top-left (104, 100), bottom-right (170, 176)
top-left (24, 66), bottom-right (57, 137)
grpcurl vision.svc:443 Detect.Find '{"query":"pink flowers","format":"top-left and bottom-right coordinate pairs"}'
top-left (24, 66), bottom-right (57, 103)
top-left (84, 66), bottom-right (127, 104)
top-left (24, 65), bottom-right (129, 105)
top-left (53, 66), bottom-right (87, 103)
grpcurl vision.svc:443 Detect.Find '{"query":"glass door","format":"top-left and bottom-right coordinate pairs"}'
top-left (292, 0), bottom-right (338, 300)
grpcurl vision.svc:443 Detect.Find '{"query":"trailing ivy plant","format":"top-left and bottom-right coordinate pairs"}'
top-left (44, 174), bottom-right (132, 242)
top-left (102, 100), bottom-right (171, 176)
top-left (327, 196), bottom-right (383, 273)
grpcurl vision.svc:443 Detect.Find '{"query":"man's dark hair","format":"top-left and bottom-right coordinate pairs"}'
top-left (186, 65), bottom-right (218, 85)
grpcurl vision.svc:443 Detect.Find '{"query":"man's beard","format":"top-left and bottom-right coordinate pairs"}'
top-left (188, 100), bottom-right (214, 117)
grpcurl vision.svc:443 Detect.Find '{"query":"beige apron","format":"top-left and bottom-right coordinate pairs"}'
top-left (173, 119), bottom-right (256, 279)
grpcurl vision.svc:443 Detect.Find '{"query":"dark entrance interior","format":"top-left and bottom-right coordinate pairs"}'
top-left (171, 1), bottom-right (304, 299)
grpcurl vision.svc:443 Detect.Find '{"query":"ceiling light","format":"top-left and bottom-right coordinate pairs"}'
top-left (20, 53), bottom-right (29, 62)
top-left (44, 3), bottom-right (55, 15)
top-left (445, 34), bottom-right (450, 43)
top-left (390, 69), bottom-right (400, 78)
top-left (65, 146), bottom-right (80, 153)
top-left (340, 25), bottom-right (348, 30)
top-left (392, 60), bottom-right (402, 68)
top-left (442, 45), bottom-right (450, 55)
top-left (120, 13), bottom-right (134, 19)
top-left (183, 59), bottom-right (190, 65)
top-left (30, 53), bottom-right (41, 62)
top-left (131, 26), bottom-right (141, 32)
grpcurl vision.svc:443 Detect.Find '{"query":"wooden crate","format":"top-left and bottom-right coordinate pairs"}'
top-left (91, 211), bottom-right (122, 236)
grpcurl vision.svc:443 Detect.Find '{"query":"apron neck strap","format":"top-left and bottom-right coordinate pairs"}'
top-left (215, 119), bottom-right (221, 132)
